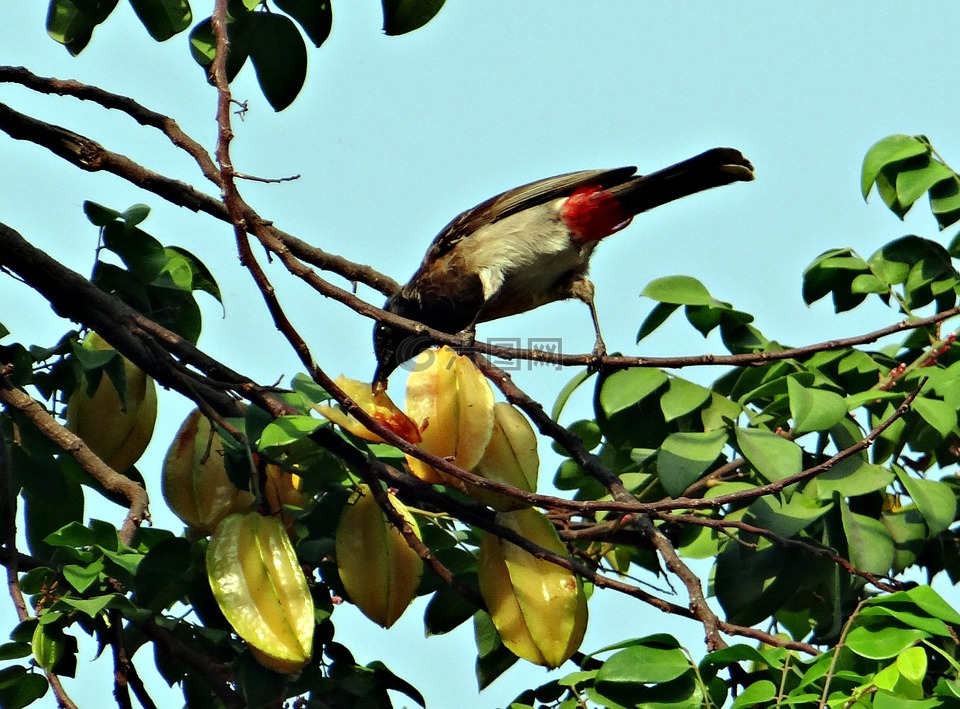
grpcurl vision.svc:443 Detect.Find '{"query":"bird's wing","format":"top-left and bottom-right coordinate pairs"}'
top-left (420, 166), bottom-right (638, 264)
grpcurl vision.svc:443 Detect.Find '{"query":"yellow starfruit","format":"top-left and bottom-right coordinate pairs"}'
top-left (206, 512), bottom-right (314, 674)
top-left (65, 331), bottom-right (157, 472)
top-left (162, 409), bottom-right (254, 535)
top-left (405, 346), bottom-right (495, 487)
top-left (478, 507), bottom-right (587, 668)
top-left (467, 402), bottom-right (539, 510)
top-left (317, 375), bottom-right (420, 443)
top-left (335, 485), bottom-right (423, 628)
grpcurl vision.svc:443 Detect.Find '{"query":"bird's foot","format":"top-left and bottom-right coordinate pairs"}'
top-left (587, 339), bottom-right (607, 373)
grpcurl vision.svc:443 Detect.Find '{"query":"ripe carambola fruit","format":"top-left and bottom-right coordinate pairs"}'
top-left (263, 464), bottom-right (307, 531)
top-left (317, 375), bottom-right (421, 443)
top-left (405, 346), bottom-right (495, 487)
top-left (65, 331), bottom-right (157, 473)
top-left (335, 485), bottom-right (424, 628)
top-left (467, 402), bottom-right (539, 511)
top-left (162, 409), bottom-right (255, 535)
top-left (478, 507), bottom-right (588, 668)
top-left (206, 512), bottom-right (314, 674)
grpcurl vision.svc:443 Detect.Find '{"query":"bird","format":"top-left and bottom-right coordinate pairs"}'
top-left (372, 147), bottom-right (754, 385)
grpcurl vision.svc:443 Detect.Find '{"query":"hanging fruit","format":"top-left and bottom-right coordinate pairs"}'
top-left (206, 512), bottom-right (314, 674)
top-left (162, 409), bottom-right (255, 535)
top-left (478, 507), bottom-right (588, 668)
top-left (335, 485), bottom-right (423, 628)
top-left (65, 331), bottom-right (158, 473)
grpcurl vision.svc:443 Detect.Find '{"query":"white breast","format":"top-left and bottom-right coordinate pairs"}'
top-left (459, 199), bottom-right (593, 301)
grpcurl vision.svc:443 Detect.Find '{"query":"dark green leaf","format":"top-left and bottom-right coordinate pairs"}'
top-left (551, 368), bottom-right (595, 420)
top-left (247, 12), bottom-right (308, 111)
top-left (83, 201), bottom-right (122, 226)
top-left (424, 580), bottom-right (477, 636)
top-left (129, 0), bottom-right (192, 41)
top-left (274, 0), bottom-right (332, 47)
top-left (0, 666), bottom-right (48, 709)
top-left (636, 301), bottom-right (679, 342)
top-left (46, 0), bottom-right (119, 55)
top-left (474, 612), bottom-right (518, 689)
top-left (382, 0), bottom-right (445, 35)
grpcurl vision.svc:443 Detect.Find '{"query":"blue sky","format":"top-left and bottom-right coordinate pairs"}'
top-left (4, 2), bottom-right (960, 707)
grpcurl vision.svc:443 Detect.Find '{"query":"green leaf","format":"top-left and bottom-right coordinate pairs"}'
top-left (62, 557), bottom-right (104, 593)
top-left (896, 160), bottom-right (954, 208)
top-left (247, 12), bottom-right (308, 111)
top-left (474, 612), bottom-right (518, 690)
top-left (128, 0), bottom-right (191, 41)
top-left (660, 378), bottom-right (712, 422)
top-left (46, 0), bottom-right (119, 55)
top-left (859, 604), bottom-right (952, 637)
top-left (845, 624), bottom-right (926, 660)
top-left (747, 495), bottom-right (830, 538)
top-left (551, 368), bottom-right (595, 421)
top-left (840, 499), bottom-right (895, 575)
top-left (897, 646), bottom-right (928, 685)
top-left (636, 301), bottom-right (679, 342)
top-left (0, 643), bottom-right (31, 662)
top-left (424, 580), bottom-right (476, 636)
top-left (735, 427), bottom-right (802, 483)
top-left (641, 275), bottom-right (716, 306)
top-left (656, 431), bottom-right (727, 498)
top-left (814, 458), bottom-right (894, 499)
top-left (911, 397), bottom-right (957, 439)
top-left (258, 415), bottom-right (322, 448)
top-left (731, 679), bottom-right (777, 708)
top-left (894, 470), bottom-right (957, 536)
top-left (861, 135), bottom-right (929, 199)
top-left (274, 0), bottom-right (332, 47)
top-left (787, 377), bottom-right (847, 434)
top-left (83, 200), bottom-right (122, 226)
top-left (189, 16), bottom-right (249, 79)
top-left (382, 0), bottom-right (446, 35)
top-left (165, 246), bottom-right (223, 303)
top-left (596, 645), bottom-right (691, 685)
top-left (884, 585), bottom-right (960, 625)
top-left (44, 521), bottom-right (95, 548)
top-left (598, 368), bottom-right (668, 417)
top-left (0, 665), bottom-right (48, 709)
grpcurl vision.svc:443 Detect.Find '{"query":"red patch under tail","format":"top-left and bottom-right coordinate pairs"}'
top-left (560, 185), bottom-right (633, 244)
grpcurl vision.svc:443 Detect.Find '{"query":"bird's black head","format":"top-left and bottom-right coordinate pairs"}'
top-left (372, 294), bottom-right (434, 386)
